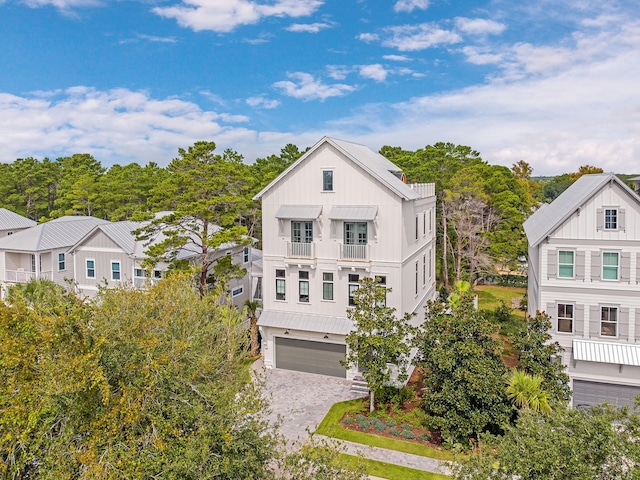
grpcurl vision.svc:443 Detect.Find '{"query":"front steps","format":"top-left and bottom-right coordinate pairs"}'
top-left (351, 375), bottom-right (370, 394)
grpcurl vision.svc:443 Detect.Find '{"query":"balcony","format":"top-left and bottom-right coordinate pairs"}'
top-left (407, 183), bottom-right (435, 198)
top-left (134, 277), bottom-right (160, 288)
top-left (339, 243), bottom-right (369, 261)
top-left (287, 241), bottom-right (315, 258)
top-left (6, 270), bottom-right (52, 283)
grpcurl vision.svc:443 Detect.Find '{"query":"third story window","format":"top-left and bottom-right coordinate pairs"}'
top-left (344, 222), bottom-right (367, 244)
top-left (557, 303), bottom-right (573, 333)
top-left (323, 170), bottom-right (333, 191)
top-left (604, 208), bottom-right (617, 230)
top-left (111, 262), bottom-right (121, 281)
top-left (600, 306), bottom-right (618, 337)
top-left (557, 250), bottom-right (574, 278)
top-left (292, 221), bottom-right (313, 243)
top-left (323, 272), bottom-right (334, 300)
top-left (602, 252), bottom-right (619, 280)
top-left (86, 260), bottom-right (95, 278)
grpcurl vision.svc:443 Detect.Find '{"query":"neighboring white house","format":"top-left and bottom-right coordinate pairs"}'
top-left (253, 136), bottom-right (437, 379)
top-left (524, 173), bottom-right (640, 407)
top-left (0, 208), bottom-right (37, 238)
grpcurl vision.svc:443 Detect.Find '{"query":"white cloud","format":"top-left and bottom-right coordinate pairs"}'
top-left (359, 64), bottom-right (388, 82)
top-left (246, 96), bottom-right (280, 109)
top-left (357, 32), bottom-right (379, 42)
top-left (273, 72), bottom-right (356, 101)
top-left (21, 0), bottom-right (99, 8)
top-left (382, 24), bottom-right (461, 51)
top-left (326, 65), bottom-right (351, 80)
top-left (454, 17), bottom-right (506, 36)
top-left (120, 33), bottom-right (178, 45)
top-left (383, 54), bottom-right (411, 62)
top-left (393, 0), bottom-right (428, 13)
top-left (286, 22), bottom-right (332, 33)
top-left (153, 0), bottom-right (323, 33)
top-left (462, 46), bottom-right (503, 65)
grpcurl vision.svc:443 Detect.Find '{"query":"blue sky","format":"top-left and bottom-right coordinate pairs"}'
top-left (1, 0), bottom-right (639, 175)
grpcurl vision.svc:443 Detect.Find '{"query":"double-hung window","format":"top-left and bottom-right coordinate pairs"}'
top-left (275, 269), bottom-right (286, 301)
top-left (557, 251), bottom-right (574, 278)
top-left (422, 254), bottom-right (426, 286)
top-left (604, 209), bottom-right (617, 230)
top-left (243, 247), bottom-right (249, 263)
top-left (602, 252), bottom-right (619, 280)
top-left (111, 261), bottom-right (121, 281)
top-left (292, 221), bottom-right (313, 243)
top-left (323, 170), bottom-right (333, 191)
top-left (376, 275), bottom-right (387, 307)
top-left (86, 259), bottom-right (95, 278)
top-left (58, 253), bottom-right (65, 271)
top-left (348, 274), bottom-right (359, 306)
top-left (299, 271), bottom-right (309, 303)
top-left (322, 272), bottom-right (334, 300)
top-left (557, 304), bottom-right (573, 333)
top-left (601, 306), bottom-right (618, 337)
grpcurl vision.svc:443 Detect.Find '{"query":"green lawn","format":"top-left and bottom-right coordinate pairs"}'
top-left (474, 285), bottom-right (526, 317)
top-left (315, 399), bottom-right (454, 462)
top-left (338, 454), bottom-right (450, 480)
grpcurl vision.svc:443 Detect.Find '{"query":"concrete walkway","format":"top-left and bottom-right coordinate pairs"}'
top-left (255, 359), bottom-right (451, 477)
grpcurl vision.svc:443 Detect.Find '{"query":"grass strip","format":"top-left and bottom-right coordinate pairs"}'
top-left (315, 399), bottom-right (454, 462)
top-left (338, 453), bottom-right (450, 479)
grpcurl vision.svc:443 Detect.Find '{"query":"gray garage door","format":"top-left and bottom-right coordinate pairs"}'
top-left (573, 380), bottom-right (640, 408)
top-left (275, 337), bottom-right (346, 378)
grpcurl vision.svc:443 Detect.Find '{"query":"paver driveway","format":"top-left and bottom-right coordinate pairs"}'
top-left (254, 359), bottom-right (366, 442)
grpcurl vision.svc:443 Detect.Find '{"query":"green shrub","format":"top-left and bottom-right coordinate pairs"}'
top-left (385, 418), bottom-right (396, 427)
top-left (376, 385), bottom-right (415, 407)
top-left (419, 433), bottom-right (432, 442)
top-left (402, 430), bottom-right (415, 440)
top-left (355, 414), bottom-right (366, 422)
top-left (402, 423), bottom-right (413, 431)
top-left (357, 419), bottom-right (370, 430)
top-left (342, 417), bottom-right (354, 425)
top-left (389, 427), bottom-right (401, 436)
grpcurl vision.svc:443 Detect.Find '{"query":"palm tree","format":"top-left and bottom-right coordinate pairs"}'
top-left (506, 369), bottom-right (552, 414)
top-left (244, 299), bottom-right (262, 357)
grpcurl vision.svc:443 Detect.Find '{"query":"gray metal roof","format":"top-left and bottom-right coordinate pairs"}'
top-left (253, 136), bottom-right (421, 201)
top-left (257, 310), bottom-right (354, 335)
top-left (328, 205), bottom-right (378, 221)
top-left (573, 339), bottom-right (640, 367)
top-left (69, 221), bottom-right (140, 254)
top-left (524, 173), bottom-right (640, 248)
top-left (275, 205), bottom-right (322, 219)
top-left (0, 209), bottom-right (36, 231)
top-left (0, 216), bottom-right (110, 252)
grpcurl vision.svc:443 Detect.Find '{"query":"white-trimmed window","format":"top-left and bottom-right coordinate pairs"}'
top-left (429, 208), bottom-right (433, 234)
top-left (153, 270), bottom-right (162, 279)
top-left (322, 272), bottom-right (334, 300)
top-left (299, 271), bottom-right (309, 303)
top-left (375, 275), bottom-right (387, 307)
top-left (243, 247), bottom-right (249, 263)
top-left (557, 250), bottom-right (575, 278)
top-left (348, 274), bottom-right (359, 306)
top-left (422, 254), bottom-right (426, 286)
top-left (602, 252), bottom-right (619, 280)
top-left (276, 269), bottom-right (286, 301)
top-left (600, 306), bottom-right (618, 337)
top-left (58, 253), bottom-right (65, 271)
top-left (415, 261), bottom-right (418, 295)
top-left (604, 208), bottom-right (617, 230)
top-left (344, 222), bottom-right (367, 245)
top-left (232, 286), bottom-right (243, 297)
top-left (557, 303), bottom-right (573, 333)
top-left (86, 259), bottom-right (95, 278)
top-left (423, 211), bottom-right (426, 236)
top-left (292, 221), bottom-right (313, 243)
top-left (323, 170), bottom-right (333, 191)
top-left (111, 261), bottom-right (121, 281)
top-left (415, 216), bottom-right (419, 240)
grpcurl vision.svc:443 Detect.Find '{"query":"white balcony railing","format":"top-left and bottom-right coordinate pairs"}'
top-left (134, 277), bottom-right (160, 288)
top-left (339, 244), bottom-right (368, 261)
top-left (407, 183), bottom-right (435, 198)
top-left (5, 270), bottom-right (52, 282)
top-left (287, 242), bottom-right (315, 258)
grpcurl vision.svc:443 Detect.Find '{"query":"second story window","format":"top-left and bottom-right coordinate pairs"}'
top-left (376, 275), bottom-right (387, 307)
top-left (604, 208), bottom-right (617, 230)
top-left (299, 271), bottom-right (309, 303)
top-left (344, 222), bottom-right (367, 245)
top-left (602, 252), bottom-right (619, 280)
top-left (58, 253), bottom-right (65, 271)
top-left (276, 269), bottom-right (286, 301)
top-left (600, 306), bottom-right (618, 337)
top-left (415, 216), bottom-right (419, 240)
top-left (348, 274), bottom-right (359, 306)
top-left (323, 272), bottom-right (334, 300)
top-left (557, 251), bottom-right (574, 278)
top-left (111, 261), bottom-right (121, 281)
top-left (323, 170), bottom-right (333, 191)
top-left (292, 221), bottom-right (313, 243)
top-left (86, 259), bottom-right (95, 278)
top-left (557, 303), bottom-right (573, 333)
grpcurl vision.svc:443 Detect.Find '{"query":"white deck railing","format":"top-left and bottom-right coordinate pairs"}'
top-left (407, 183), bottom-right (435, 198)
top-left (287, 242), bottom-right (315, 258)
top-left (339, 244), bottom-right (368, 261)
top-left (5, 270), bottom-right (52, 282)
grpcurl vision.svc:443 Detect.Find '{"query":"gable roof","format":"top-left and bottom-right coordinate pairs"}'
top-left (0, 216), bottom-right (110, 252)
top-left (253, 136), bottom-right (420, 201)
top-left (524, 173), bottom-right (640, 248)
top-left (0, 209), bottom-right (36, 231)
top-left (69, 220), bottom-right (141, 255)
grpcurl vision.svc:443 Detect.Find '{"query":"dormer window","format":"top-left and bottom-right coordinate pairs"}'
top-left (323, 170), bottom-right (333, 191)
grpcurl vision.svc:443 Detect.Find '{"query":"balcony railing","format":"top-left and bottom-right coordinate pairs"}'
top-left (134, 277), bottom-right (160, 288)
top-left (339, 244), bottom-right (368, 261)
top-left (407, 183), bottom-right (435, 198)
top-left (6, 270), bottom-right (52, 282)
top-left (287, 241), bottom-right (315, 258)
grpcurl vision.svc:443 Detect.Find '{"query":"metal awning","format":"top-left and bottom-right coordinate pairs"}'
top-left (275, 205), bottom-right (322, 220)
top-left (258, 310), bottom-right (353, 335)
top-left (328, 206), bottom-right (377, 221)
top-left (573, 339), bottom-right (640, 366)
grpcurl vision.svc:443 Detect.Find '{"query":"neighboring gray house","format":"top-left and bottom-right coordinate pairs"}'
top-left (253, 136), bottom-right (437, 379)
top-left (524, 173), bottom-right (640, 407)
top-left (0, 208), bottom-right (37, 238)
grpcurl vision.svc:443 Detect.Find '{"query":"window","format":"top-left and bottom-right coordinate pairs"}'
top-left (243, 247), bottom-right (249, 263)
top-left (292, 221), bottom-right (313, 243)
top-left (232, 286), bottom-right (243, 297)
top-left (429, 208), bottom-right (433, 233)
top-left (348, 274), bottom-right (359, 306)
top-left (153, 270), bottom-right (162, 279)
top-left (601, 306), bottom-right (618, 337)
top-left (6, 231), bottom-right (12, 236)
top-left (604, 208), bottom-right (617, 230)
top-left (344, 222), bottom-right (367, 244)
top-left (323, 170), bottom-right (333, 191)
top-left (299, 271), bottom-right (309, 303)
top-left (135, 268), bottom-right (145, 277)
top-left (422, 254), bottom-right (426, 286)
top-left (31, 254), bottom-right (36, 273)
top-left (415, 216), bottom-right (419, 240)
top-left (557, 304), bottom-right (574, 333)
top-left (376, 275), bottom-right (387, 306)
top-left (276, 269), bottom-right (286, 301)
top-left (428, 248), bottom-right (432, 281)
top-left (558, 250), bottom-right (575, 278)
top-left (58, 253), bottom-right (65, 271)
top-left (323, 272), bottom-right (334, 300)
top-left (423, 212), bottom-right (426, 235)
top-left (602, 252), bottom-right (619, 280)
top-left (86, 259), bottom-right (95, 278)
top-left (415, 261), bottom-right (419, 295)
top-left (111, 261), bottom-right (121, 281)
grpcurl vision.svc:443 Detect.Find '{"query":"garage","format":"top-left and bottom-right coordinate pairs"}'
top-left (573, 380), bottom-right (640, 408)
top-left (275, 337), bottom-right (347, 378)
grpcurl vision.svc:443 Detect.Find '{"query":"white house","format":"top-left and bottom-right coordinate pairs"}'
top-left (524, 173), bottom-right (640, 407)
top-left (0, 208), bottom-right (36, 238)
top-left (253, 136), bottom-right (437, 379)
